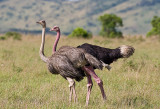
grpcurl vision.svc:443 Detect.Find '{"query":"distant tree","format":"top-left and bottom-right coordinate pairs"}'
top-left (69, 27), bottom-right (92, 38)
top-left (147, 16), bottom-right (160, 37)
top-left (98, 13), bottom-right (123, 38)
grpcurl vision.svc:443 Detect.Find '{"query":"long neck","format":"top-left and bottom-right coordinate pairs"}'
top-left (108, 48), bottom-right (123, 61)
top-left (39, 27), bottom-right (48, 63)
top-left (52, 30), bottom-right (60, 53)
top-left (100, 48), bottom-right (123, 64)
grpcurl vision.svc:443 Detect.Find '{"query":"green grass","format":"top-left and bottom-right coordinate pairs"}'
top-left (0, 35), bottom-right (160, 109)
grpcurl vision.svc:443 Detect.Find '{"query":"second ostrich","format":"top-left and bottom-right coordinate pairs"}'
top-left (37, 20), bottom-right (106, 106)
top-left (77, 43), bottom-right (135, 69)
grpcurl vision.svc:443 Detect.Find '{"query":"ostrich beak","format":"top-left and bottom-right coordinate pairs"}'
top-left (50, 28), bottom-right (54, 31)
top-left (36, 21), bottom-right (40, 24)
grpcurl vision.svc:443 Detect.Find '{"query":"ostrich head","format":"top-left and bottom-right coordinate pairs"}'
top-left (119, 45), bottom-right (135, 58)
top-left (50, 26), bottom-right (60, 32)
top-left (36, 20), bottom-right (46, 28)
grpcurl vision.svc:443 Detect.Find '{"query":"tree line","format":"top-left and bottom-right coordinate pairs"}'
top-left (0, 14), bottom-right (160, 40)
top-left (69, 14), bottom-right (160, 38)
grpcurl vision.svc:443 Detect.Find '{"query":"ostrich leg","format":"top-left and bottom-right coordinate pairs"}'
top-left (85, 73), bottom-right (93, 106)
top-left (66, 77), bottom-right (77, 103)
top-left (83, 66), bottom-right (107, 101)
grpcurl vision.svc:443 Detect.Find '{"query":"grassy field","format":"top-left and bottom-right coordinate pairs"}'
top-left (0, 35), bottom-right (160, 109)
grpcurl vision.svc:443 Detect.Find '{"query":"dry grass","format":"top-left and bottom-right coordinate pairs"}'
top-left (0, 35), bottom-right (160, 109)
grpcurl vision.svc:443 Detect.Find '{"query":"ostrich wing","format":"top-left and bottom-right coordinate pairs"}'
top-left (48, 54), bottom-right (85, 81)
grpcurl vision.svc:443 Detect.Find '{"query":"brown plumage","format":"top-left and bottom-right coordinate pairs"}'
top-left (36, 20), bottom-right (104, 105)
top-left (47, 45), bottom-right (102, 81)
top-left (36, 20), bottom-right (102, 81)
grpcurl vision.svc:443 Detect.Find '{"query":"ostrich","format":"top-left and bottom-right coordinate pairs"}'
top-left (77, 43), bottom-right (135, 69)
top-left (37, 20), bottom-right (106, 106)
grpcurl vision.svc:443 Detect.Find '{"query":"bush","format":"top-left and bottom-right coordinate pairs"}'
top-left (69, 27), bottom-right (92, 38)
top-left (0, 36), bottom-right (7, 40)
top-left (5, 32), bottom-right (22, 40)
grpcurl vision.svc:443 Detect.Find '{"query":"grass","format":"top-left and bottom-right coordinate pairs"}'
top-left (0, 35), bottom-right (160, 109)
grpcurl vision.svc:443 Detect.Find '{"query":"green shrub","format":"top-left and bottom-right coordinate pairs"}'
top-left (13, 33), bottom-right (22, 40)
top-left (5, 32), bottom-right (14, 38)
top-left (5, 31), bottom-right (22, 40)
top-left (0, 36), bottom-right (6, 40)
top-left (69, 27), bottom-right (92, 38)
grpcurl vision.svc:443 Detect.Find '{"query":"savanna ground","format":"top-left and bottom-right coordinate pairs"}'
top-left (0, 34), bottom-right (160, 109)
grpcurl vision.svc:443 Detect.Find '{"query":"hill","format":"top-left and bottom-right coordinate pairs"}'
top-left (0, 0), bottom-right (160, 35)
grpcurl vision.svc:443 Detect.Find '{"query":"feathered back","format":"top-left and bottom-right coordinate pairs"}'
top-left (57, 46), bottom-right (103, 69)
top-left (78, 43), bottom-right (135, 65)
top-left (47, 46), bottom-right (103, 81)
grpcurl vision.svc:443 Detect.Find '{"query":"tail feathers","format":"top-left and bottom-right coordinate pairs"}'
top-left (84, 53), bottom-right (103, 70)
top-left (100, 61), bottom-right (111, 70)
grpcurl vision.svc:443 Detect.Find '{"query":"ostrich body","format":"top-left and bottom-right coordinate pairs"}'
top-left (37, 20), bottom-right (106, 106)
top-left (77, 43), bottom-right (135, 69)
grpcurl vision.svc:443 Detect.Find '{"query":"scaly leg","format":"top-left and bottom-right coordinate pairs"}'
top-left (83, 66), bottom-right (107, 101)
top-left (72, 82), bottom-right (77, 103)
top-left (66, 77), bottom-right (77, 103)
top-left (86, 73), bottom-right (93, 106)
